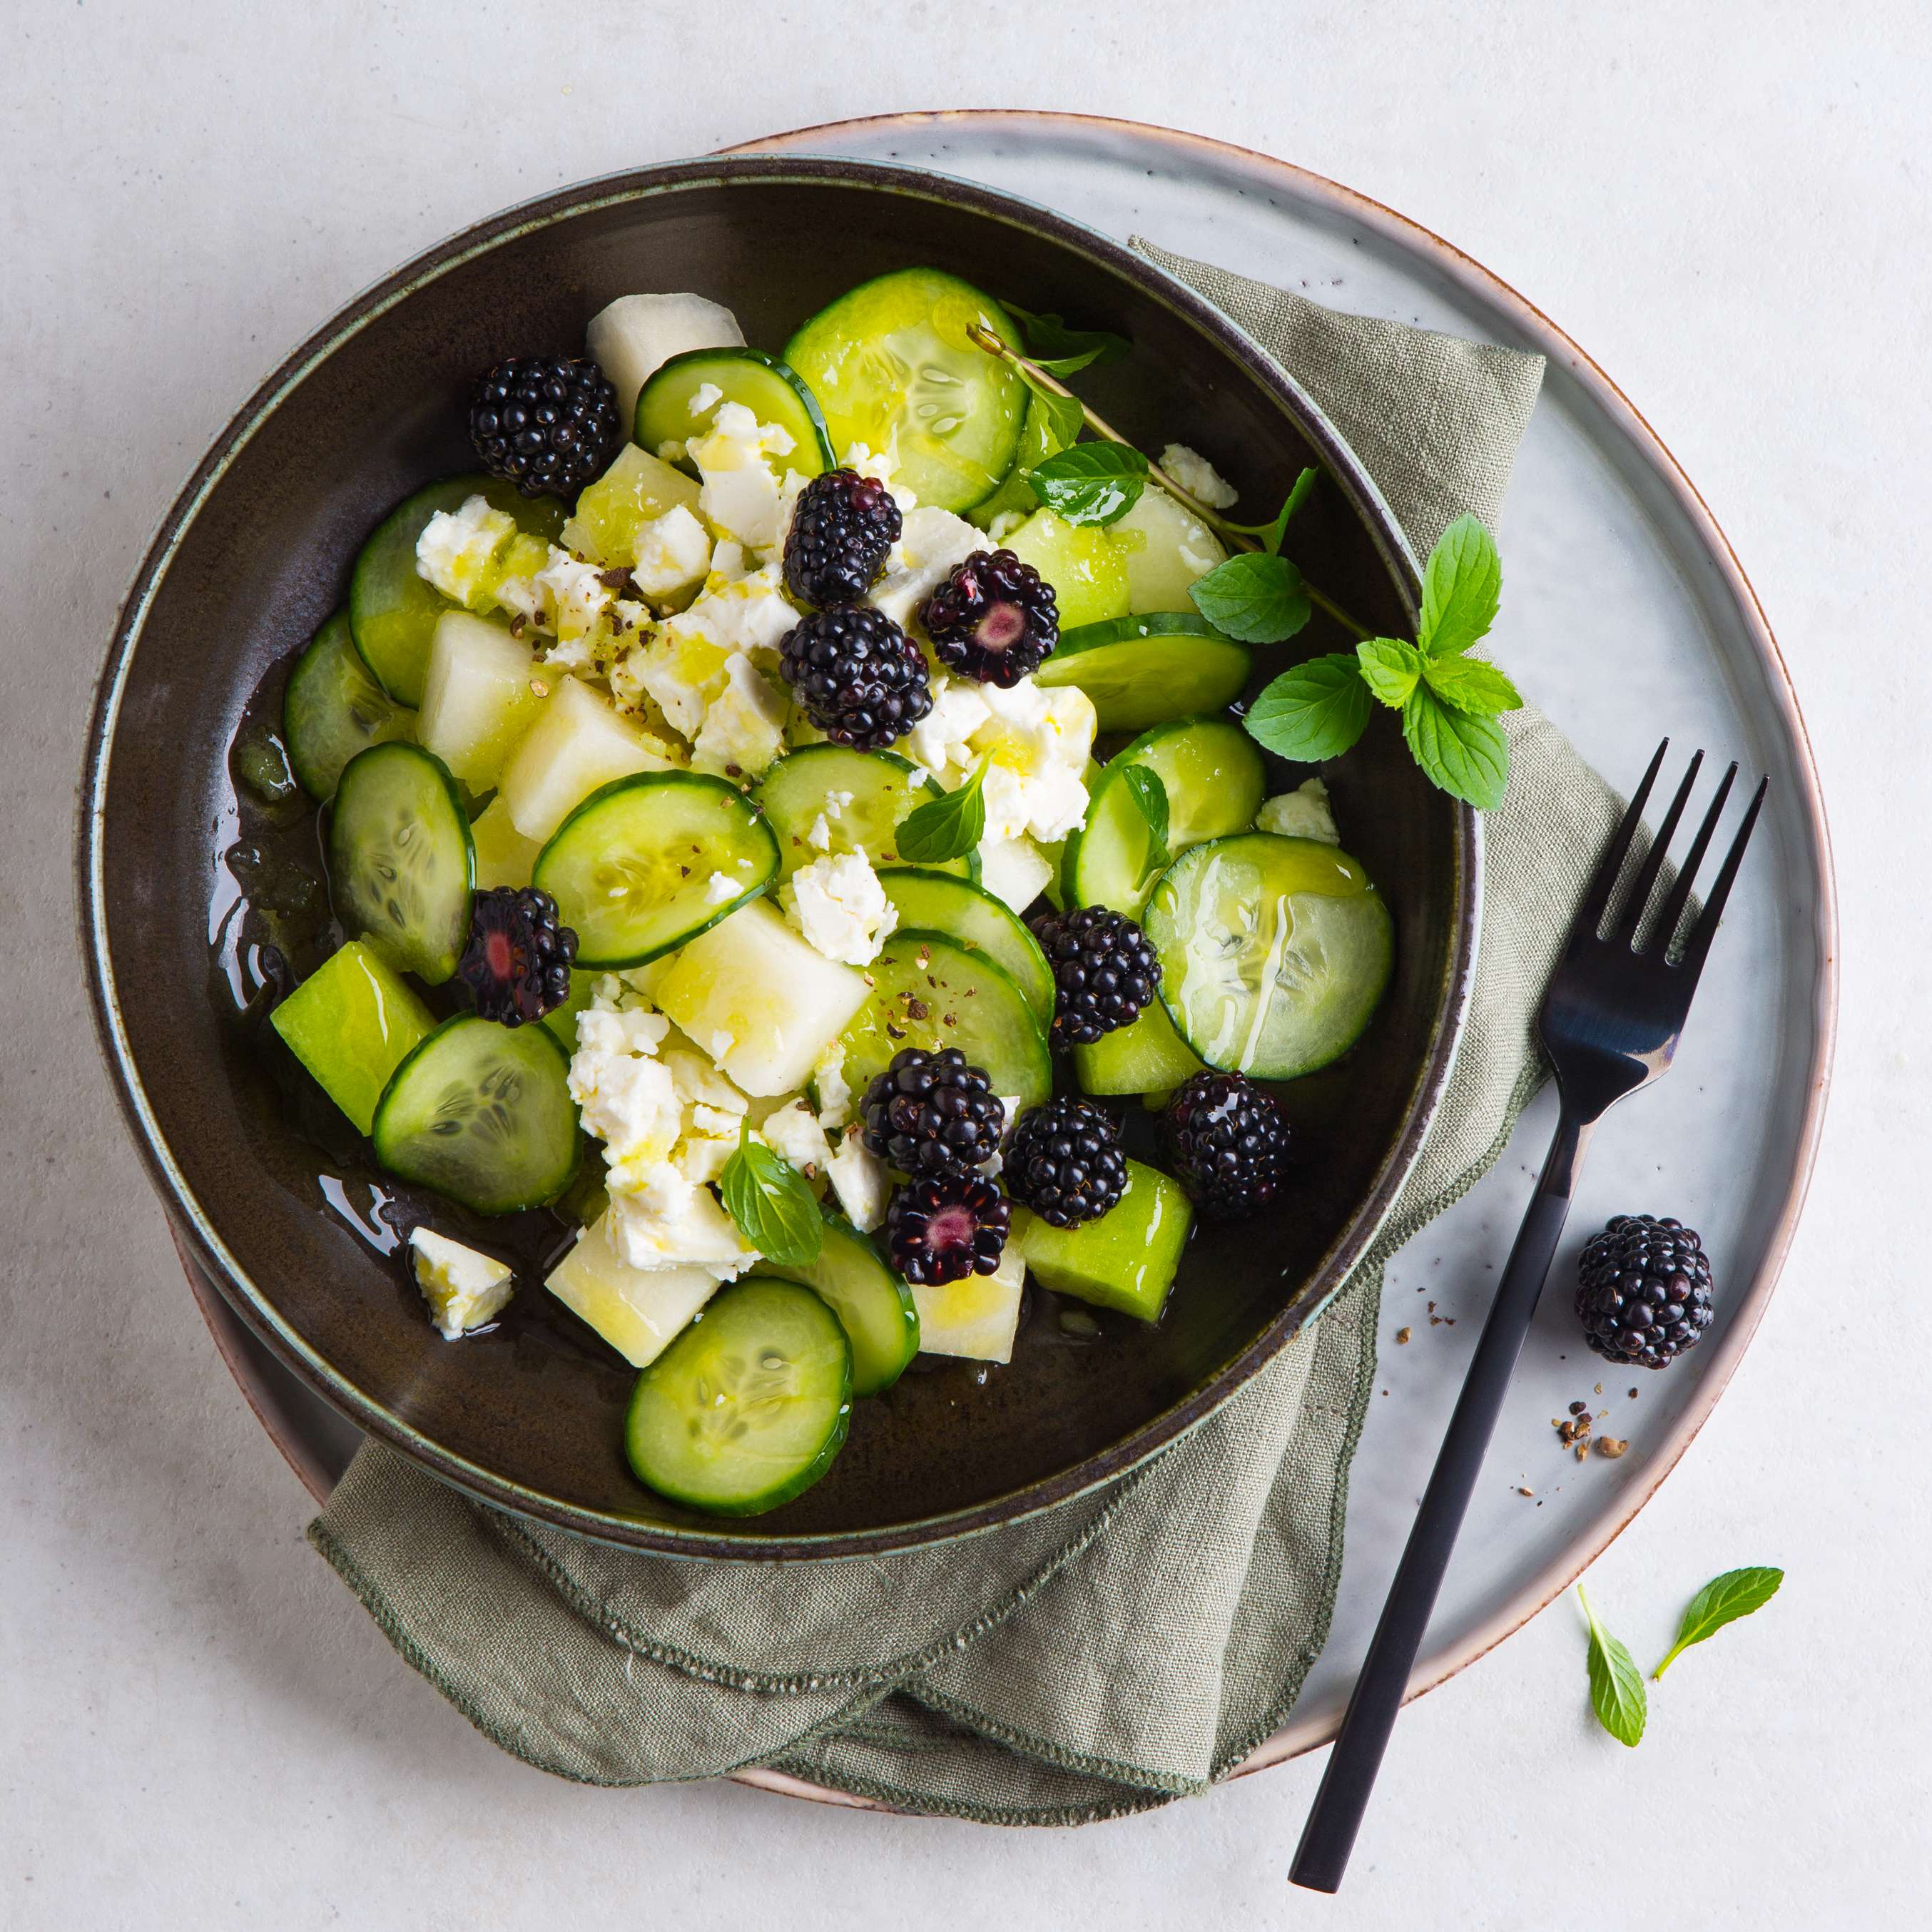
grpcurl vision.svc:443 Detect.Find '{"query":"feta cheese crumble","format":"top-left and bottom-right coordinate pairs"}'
top-left (1256, 777), bottom-right (1341, 845)
top-left (631, 503), bottom-right (712, 600)
top-left (970, 681), bottom-right (1096, 843)
top-left (1160, 442), bottom-right (1239, 508)
top-left (415, 494), bottom-right (517, 608)
top-left (409, 1228), bottom-right (514, 1340)
top-left (783, 848), bottom-right (898, 966)
top-left (704, 870), bottom-right (741, 905)
top-left (825, 1125), bottom-right (890, 1232)
top-left (691, 652), bottom-right (788, 778)
top-left (689, 400), bottom-right (798, 549)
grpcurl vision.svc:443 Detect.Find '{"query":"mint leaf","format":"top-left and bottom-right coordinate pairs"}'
top-left (1401, 688), bottom-right (1509, 809)
top-left (1189, 552), bottom-right (1311, 644)
top-left (1027, 385), bottom-right (1086, 462)
top-left (1027, 444), bottom-right (1148, 527)
top-left (1578, 1585), bottom-right (1647, 1747)
top-left (721, 1129), bottom-right (823, 1269)
top-left (1418, 513), bottom-right (1501, 657)
top-left (1005, 304), bottom-right (1131, 371)
top-left (895, 761), bottom-right (986, 864)
top-left (1356, 637), bottom-right (1425, 708)
top-left (1422, 654), bottom-right (1523, 716)
top-left (1225, 466), bottom-right (1319, 554)
top-left (1244, 655), bottom-right (1371, 762)
top-left (1652, 1567), bottom-right (1784, 1680)
top-left (1121, 763), bottom-right (1171, 877)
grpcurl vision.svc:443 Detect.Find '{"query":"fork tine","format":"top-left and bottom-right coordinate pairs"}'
top-left (1614, 749), bottom-right (1703, 944)
top-left (1675, 776), bottom-right (1767, 977)
top-left (1652, 761), bottom-right (1739, 956)
top-left (1574, 739), bottom-right (1669, 938)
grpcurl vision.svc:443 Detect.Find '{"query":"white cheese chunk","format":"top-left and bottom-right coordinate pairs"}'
top-left (415, 494), bottom-right (517, 609)
top-left (783, 848), bottom-right (898, 966)
top-left (409, 1228), bottom-right (514, 1340)
top-left (1159, 442), bottom-right (1239, 508)
top-left (825, 1125), bottom-right (890, 1233)
top-left (1256, 777), bottom-right (1341, 845)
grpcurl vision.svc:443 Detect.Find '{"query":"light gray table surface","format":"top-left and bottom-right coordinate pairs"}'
top-left (4, 3), bottom-right (1924, 1925)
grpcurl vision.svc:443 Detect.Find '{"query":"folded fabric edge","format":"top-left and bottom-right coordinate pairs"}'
top-left (760, 1749), bottom-right (1181, 1831)
top-left (477, 1453), bottom-right (1156, 1697)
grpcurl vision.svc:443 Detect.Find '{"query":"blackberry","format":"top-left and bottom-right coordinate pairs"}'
top-left (885, 1174), bottom-right (1011, 1286)
top-left (468, 355), bottom-right (621, 499)
top-left (860, 1048), bottom-right (1005, 1179)
top-left (920, 549), bottom-right (1059, 687)
top-left (1029, 906), bottom-right (1159, 1047)
top-left (778, 605), bottom-right (932, 751)
top-left (455, 886), bottom-right (578, 1026)
top-left (1161, 1072), bottom-right (1289, 1220)
top-left (1005, 1097), bottom-right (1128, 1229)
top-left (1575, 1215), bottom-right (1715, 1370)
top-left (782, 469), bottom-right (903, 607)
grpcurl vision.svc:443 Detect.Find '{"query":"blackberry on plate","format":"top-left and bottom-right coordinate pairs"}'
top-left (783, 469), bottom-right (903, 607)
top-left (1575, 1214), bottom-right (1715, 1370)
top-left (778, 605), bottom-right (932, 751)
top-left (920, 548), bottom-right (1059, 687)
top-left (1161, 1072), bottom-right (1289, 1220)
top-left (1029, 906), bottom-right (1159, 1047)
top-left (860, 1048), bottom-right (1005, 1178)
top-left (469, 355), bottom-right (621, 500)
top-left (1005, 1097), bottom-right (1127, 1229)
top-left (455, 886), bottom-right (578, 1026)
top-left (885, 1174), bottom-right (1011, 1286)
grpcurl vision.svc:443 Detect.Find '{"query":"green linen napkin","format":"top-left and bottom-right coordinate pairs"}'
top-left (309, 245), bottom-right (1615, 1825)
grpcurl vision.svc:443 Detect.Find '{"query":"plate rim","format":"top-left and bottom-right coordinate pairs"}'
top-left (82, 146), bottom-right (1478, 1562)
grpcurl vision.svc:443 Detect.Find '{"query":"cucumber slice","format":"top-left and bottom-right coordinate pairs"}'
top-left (756, 1214), bottom-right (918, 1396)
top-left (875, 867), bottom-right (1054, 1027)
top-left (756, 745), bottom-right (973, 882)
top-left (1036, 614), bottom-right (1251, 733)
top-left (839, 929), bottom-right (1051, 1116)
top-left (624, 1278), bottom-right (851, 1516)
top-left (784, 268), bottom-right (1026, 512)
top-left (269, 939), bottom-right (435, 1134)
top-left (532, 771), bottom-right (779, 970)
top-left (1002, 508), bottom-right (1131, 631)
top-left (1064, 717), bottom-right (1266, 920)
top-left (327, 742), bottom-right (475, 985)
top-left (284, 611), bottom-right (416, 800)
top-left (371, 1014), bottom-right (580, 1214)
top-left (1015, 1161), bottom-right (1194, 1322)
top-left (1145, 833), bottom-right (1394, 1081)
top-left (349, 477), bottom-right (564, 706)
top-left (635, 347), bottom-right (833, 476)
top-left (1072, 998), bottom-right (1206, 1099)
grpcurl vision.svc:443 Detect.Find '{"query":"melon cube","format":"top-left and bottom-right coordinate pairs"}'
top-left (546, 1210), bottom-right (718, 1367)
top-left (912, 1236), bottom-right (1026, 1364)
top-left (1016, 1160), bottom-right (1194, 1322)
top-left (654, 898), bottom-right (868, 1097)
top-left (586, 293), bottom-right (745, 424)
top-left (469, 795), bottom-right (542, 890)
top-left (416, 611), bottom-right (544, 790)
top-left (498, 675), bottom-right (672, 843)
top-left (269, 939), bottom-right (434, 1134)
top-left (1112, 488), bottom-right (1227, 614)
top-left (561, 444), bottom-right (703, 566)
top-left (1002, 509), bottom-right (1132, 631)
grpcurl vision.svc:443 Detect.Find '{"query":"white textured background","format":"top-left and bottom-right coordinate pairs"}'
top-left (4, 2), bottom-right (1926, 1925)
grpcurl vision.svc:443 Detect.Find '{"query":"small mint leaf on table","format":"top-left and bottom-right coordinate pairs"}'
top-left (1577, 1585), bottom-right (1647, 1747)
top-left (1121, 763), bottom-right (1171, 876)
top-left (1005, 305), bottom-right (1131, 371)
top-left (1224, 466), bottom-right (1320, 554)
top-left (1356, 637), bottom-right (1425, 708)
top-left (1189, 552), bottom-right (1312, 644)
top-left (721, 1129), bottom-right (823, 1269)
top-left (1243, 654), bottom-right (1371, 763)
top-left (895, 761), bottom-right (987, 865)
top-left (1401, 688), bottom-right (1509, 810)
top-left (1422, 654), bottom-right (1523, 717)
top-left (1652, 1567), bottom-right (1784, 1680)
top-left (1418, 513), bottom-right (1502, 658)
top-left (1027, 444), bottom-right (1148, 527)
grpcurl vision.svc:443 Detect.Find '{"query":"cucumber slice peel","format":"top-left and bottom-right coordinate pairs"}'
top-left (1035, 614), bottom-right (1251, 733)
top-left (875, 867), bottom-right (1054, 1027)
top-left (532, 770), bottom-right (779, 969)
top-left (756, 1213), bottom-right (919, 1396)
top-left (624, 1278), bottom-right (852, 1516)
top-left (283, 610), bottom-right (415, 800)
top-left (635, 347), bottom-right (834, 474)
top-left (371, 1014), bottom-right (581, 1215)
top-left (327, 741), bottom-right (475, 985)
top-left (757, 744), bottom-right (975, 882)
top-left (1144, 832), bottom-right (1394, 1081)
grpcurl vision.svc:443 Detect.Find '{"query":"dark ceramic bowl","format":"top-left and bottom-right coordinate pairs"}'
top-left (81, 156), bottom-right (1475, 1557)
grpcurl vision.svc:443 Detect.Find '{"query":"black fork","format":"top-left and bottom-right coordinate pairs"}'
top-left (1290, 742), bottom-right (1766, 1894)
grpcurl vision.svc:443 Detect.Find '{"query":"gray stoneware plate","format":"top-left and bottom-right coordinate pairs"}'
top-left (174, 113), bottom-right (1836, 1808)
top-left (83, 153), bottom-right (1477, 1560)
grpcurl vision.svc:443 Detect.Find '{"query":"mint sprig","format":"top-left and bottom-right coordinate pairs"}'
top-left (895, 760), bottom-right (987, 864)
top-left (1238, 515), bottom-right (1520, 810)
top-left (1026, 443), bottom-right (1147, 527)
top-left (720, 1126), bottom-right (823, 1269)
top-left (1652, 1567), bottom-right (1783, 1680)
top-left (1577, 1585), bottom-right (1647, 1748)
top-left (1222, 466), bottom-right (1319, 554)
top-left (1004, 304), bottom-right (1131, 374)
top-left (1188, 551), bottom-right (1311, 643)
top-left (1120, 763), bottom-right (1171, 881)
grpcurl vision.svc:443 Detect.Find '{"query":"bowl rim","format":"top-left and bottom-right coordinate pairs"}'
top-left (78, 152), bottom-right (1478, 1559)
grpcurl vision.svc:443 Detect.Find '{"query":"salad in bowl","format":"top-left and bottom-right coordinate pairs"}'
top-left (233, 264), bottom-right (1395, 1518)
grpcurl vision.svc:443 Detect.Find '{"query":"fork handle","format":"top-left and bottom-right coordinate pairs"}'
top-left (1290, 1106), bottom-right (1594, 1894)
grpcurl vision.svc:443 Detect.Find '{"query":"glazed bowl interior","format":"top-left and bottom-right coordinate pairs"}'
top-left (86, 158), bottom-right (1470, 1556)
